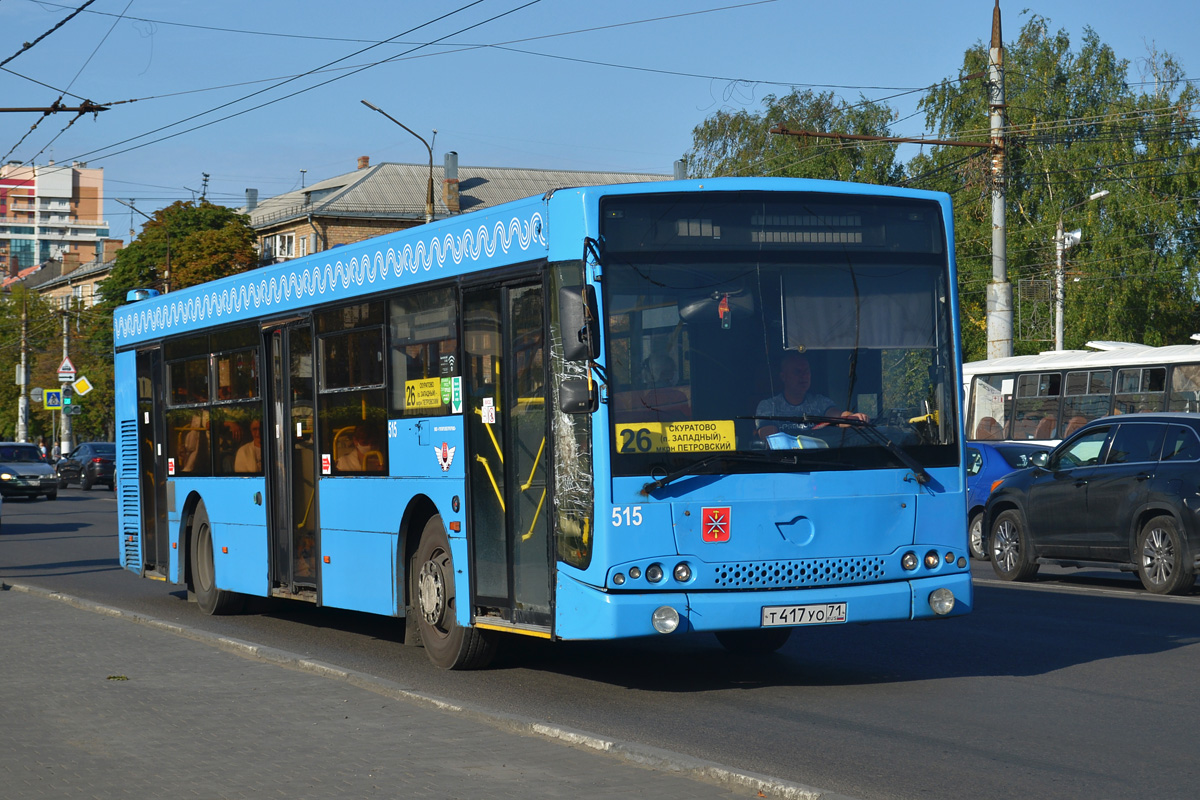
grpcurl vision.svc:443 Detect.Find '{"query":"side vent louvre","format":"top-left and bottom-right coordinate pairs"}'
top-left (117, 420), bottom-right (141, 569)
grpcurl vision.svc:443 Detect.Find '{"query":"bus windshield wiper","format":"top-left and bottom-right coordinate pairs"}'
top-left (640, 452), bottom-right (797, 496)
top-left (747, 415), bottom-right (932, 485)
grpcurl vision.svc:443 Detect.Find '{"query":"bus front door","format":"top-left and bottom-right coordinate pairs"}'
top-left (266, 323), bottom-right (319, 594)
top-left (464, 282), bottom-right (552, 632)
top-left (136, 348), bottom-right (169, 577)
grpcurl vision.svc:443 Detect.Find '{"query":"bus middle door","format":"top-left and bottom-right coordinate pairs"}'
top-left (463, 281), bottom-right (552, 633)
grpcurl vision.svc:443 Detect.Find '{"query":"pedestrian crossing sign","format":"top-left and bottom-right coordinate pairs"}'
top-left (43, 389), bottom-right (63, 410)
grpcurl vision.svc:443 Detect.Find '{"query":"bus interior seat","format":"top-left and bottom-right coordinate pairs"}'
top-left (974, 417), bottom-right (1003, 440)
top-left (1033, 416), bottom-right (1058, 440)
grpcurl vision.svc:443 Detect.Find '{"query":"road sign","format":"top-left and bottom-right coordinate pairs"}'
top-left (72, 376), bottom-right (93, 396)
top-left (30, 387), bottom-right (43, 403)
top-left (58, 356), bottom-right (76, 382)
top-left (43, 389), bottom-right (62, 410)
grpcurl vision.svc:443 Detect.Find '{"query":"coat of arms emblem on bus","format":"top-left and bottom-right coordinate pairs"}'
top-left (435, 442), bottom-right (456, 472)
top-left (702, 507), bottom-right (731, 542)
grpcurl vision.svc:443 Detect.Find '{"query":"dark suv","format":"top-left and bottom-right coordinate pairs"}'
top-left (984, 413), bottom-right (1200, 595)
top-left (56, 442), bottom-right (117, 491)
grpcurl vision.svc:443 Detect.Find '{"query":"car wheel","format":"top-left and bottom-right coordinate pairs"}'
top-left (58, 476), bottom-right (67, 489)
top-left (990, 509), bottom-right (1039, 581)
top-left (412, 515), bottom-right (496, 669)
top-left (81, 475), bottom-right (93, 491)
top-left (190, 501), bottom-right (245, 615)
top-left (969, 511), bottom-right (988, 560)
top-left (715, 627), bottom-right (793, 654)
top-left (1137, 515), bottom-right (1195, 595)
top-left (45, 489), bottom-right (57, 500)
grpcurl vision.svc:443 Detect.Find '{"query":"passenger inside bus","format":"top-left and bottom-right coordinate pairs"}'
top-left (234, 420), bottom-right (263, 473)
top-left (336, 425), bottom-right (383, 472)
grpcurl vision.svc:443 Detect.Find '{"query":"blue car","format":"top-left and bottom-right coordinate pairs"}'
top-left (966, 441), bottom-right (1052, 560)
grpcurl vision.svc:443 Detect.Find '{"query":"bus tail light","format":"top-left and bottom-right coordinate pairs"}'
top-left (651, 606), bottom-right (680, 634)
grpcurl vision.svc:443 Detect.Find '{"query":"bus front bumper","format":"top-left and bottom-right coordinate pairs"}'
top-left (553, 572), bottom-right (972, 641)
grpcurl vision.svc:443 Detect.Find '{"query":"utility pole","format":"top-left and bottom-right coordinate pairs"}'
top-left (60, 303), bottom-right (72, 457)
top-left (986, 0), bottom-right (1011, 359)
top-left (17, 295), bottom-right (29, 443)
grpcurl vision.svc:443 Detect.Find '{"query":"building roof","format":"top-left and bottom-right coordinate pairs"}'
top-left (245, 161), bottom-right (670, 229)
top-left (1, 255), bottom-right (112, 292)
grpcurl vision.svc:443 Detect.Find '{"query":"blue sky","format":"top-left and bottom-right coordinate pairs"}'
top-left (2, 0), bottom-right (1198, 240)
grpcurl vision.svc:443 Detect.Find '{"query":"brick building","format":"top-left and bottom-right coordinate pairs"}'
top-left (244, 154), bottom-right (670, 265)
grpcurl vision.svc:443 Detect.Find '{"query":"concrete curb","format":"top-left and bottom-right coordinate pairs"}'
top-left (3, 580), bottom-right (852, 800)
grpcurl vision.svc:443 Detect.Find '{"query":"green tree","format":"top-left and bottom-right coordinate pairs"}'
top-left (912, 15), bottom-right (1200, 360)
top-left (686, 89), bottom-right (903, 184)
top-left (100, 200), bottom-right (256, 303)
top-left (0, 288), bottom-right (66, 442)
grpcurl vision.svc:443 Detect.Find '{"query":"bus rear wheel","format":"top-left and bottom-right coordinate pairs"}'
top-left (413, 515), bottom-right (495, 670)
top-left (715, 627), bottom-right (793, 654)
top-left (190, 501), bottom-right (245, 615)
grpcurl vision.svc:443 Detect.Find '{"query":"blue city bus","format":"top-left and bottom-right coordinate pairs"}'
top-left (114, 177), bottom-right (971, 669)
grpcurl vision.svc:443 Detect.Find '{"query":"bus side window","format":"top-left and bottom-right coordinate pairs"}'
top-left (316, 302), bottom-right (388, 475)
top-left (389, 288), bottom-right (459, 417)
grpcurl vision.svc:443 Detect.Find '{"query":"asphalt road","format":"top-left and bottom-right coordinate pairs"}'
top-left (3, 489), bottom-right (1199, 800)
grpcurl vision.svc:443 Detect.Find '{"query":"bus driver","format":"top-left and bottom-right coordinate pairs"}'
top-left (755, 350), bottom-right (868, 440)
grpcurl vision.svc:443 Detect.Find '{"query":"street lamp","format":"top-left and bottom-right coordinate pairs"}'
top-left (360, 99), bottom-right (434, 224)
top-left (116, 198), bottom-right (171, 293)
top-left (1054, 190), bottom-right (1109, 350)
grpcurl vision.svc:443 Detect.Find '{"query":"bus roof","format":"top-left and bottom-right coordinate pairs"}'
top-left (113, 177), bottom-right (954, 350)
top-left (963, 341), bottom-right (1200, 375)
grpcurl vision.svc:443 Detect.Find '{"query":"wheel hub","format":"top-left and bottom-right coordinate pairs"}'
top-left (418, 559), bottom-right (446, 626)
top-left (1143, 528), bottom-right (1173, 583)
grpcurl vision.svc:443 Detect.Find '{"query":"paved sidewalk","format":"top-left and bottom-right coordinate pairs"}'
top-left (0, 585), bottom-right (832, 800)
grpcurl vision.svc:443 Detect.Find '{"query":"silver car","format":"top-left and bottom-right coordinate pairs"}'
top-left (0, 442), bottom-right (59, 500)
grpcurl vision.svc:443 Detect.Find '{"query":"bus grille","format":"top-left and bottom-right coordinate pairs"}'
top-left (712, 557), bottom-right (887, 588)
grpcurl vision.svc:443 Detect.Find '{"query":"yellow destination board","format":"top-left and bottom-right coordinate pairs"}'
top-left (404, 377), bottom-right (444, 410)
top-left (614, 420), bottom-right (736, 454)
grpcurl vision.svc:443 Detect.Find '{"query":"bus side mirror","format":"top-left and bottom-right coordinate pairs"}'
top-left (559, 378), bottom-right (598, 414)
top-left (559, 285), bottom-right (599, 362)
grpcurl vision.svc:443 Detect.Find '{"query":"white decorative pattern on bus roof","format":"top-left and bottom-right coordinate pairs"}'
top-left (114, 211), bottom-right (546, 344)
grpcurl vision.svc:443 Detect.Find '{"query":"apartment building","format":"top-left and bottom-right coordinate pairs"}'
top-left (0, 160), bottom-right (113, 277)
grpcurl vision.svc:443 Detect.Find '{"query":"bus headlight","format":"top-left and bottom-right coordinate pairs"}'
top-left (901, 551), bottom-right (918, 570)
top-left (645, 563), bottom-right (664, 583)
top-left (924, 550), bottom-right (940, 569)
top-left (651, 606), bottom-right (680, 634)
top-left (673, 562), bottom-right (692, 582)
top-left (929, 588), bottom-right (955, 615)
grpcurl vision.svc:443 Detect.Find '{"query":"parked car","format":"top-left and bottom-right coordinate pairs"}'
top-left (966, 441), bottom-right (1052, 560)
top-left (56, 442), bottom-right (117, 491)
top-left (984, 413), bottom-right (1200, 595)
top-left (0, 442), bottom-right (59, 500)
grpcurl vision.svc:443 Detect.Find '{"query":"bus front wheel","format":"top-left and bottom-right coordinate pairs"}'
top-left (412, 515), bottom-right (496, 670)
top-left (190, 501), bottom-right (245, 616)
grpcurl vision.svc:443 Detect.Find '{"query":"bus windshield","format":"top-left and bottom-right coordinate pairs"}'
top-left (601, 192), bottom-right (957, 477)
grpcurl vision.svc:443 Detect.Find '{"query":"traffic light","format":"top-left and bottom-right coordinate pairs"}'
top-left (62, 384), bottom-right (73, 405)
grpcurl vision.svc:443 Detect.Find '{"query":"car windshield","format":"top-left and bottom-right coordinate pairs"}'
top-left (600, 191), bottom-right (958, 478)
top-left (0, 445), bottom-right (44, 462)
top-left (997, 445), bottom-right (1048, 469)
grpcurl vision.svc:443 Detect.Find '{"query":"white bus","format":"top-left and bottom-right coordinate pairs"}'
top-left (963, 339), bottom-right (1200, 444)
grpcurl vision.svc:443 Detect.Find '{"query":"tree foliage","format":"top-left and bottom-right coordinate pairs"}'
top-left (687, 89), bottom-right (903, 184)
top-left (685, 13), bottom-right (1200, 361)
top-left (100, 200), bottom-right (256, 304)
